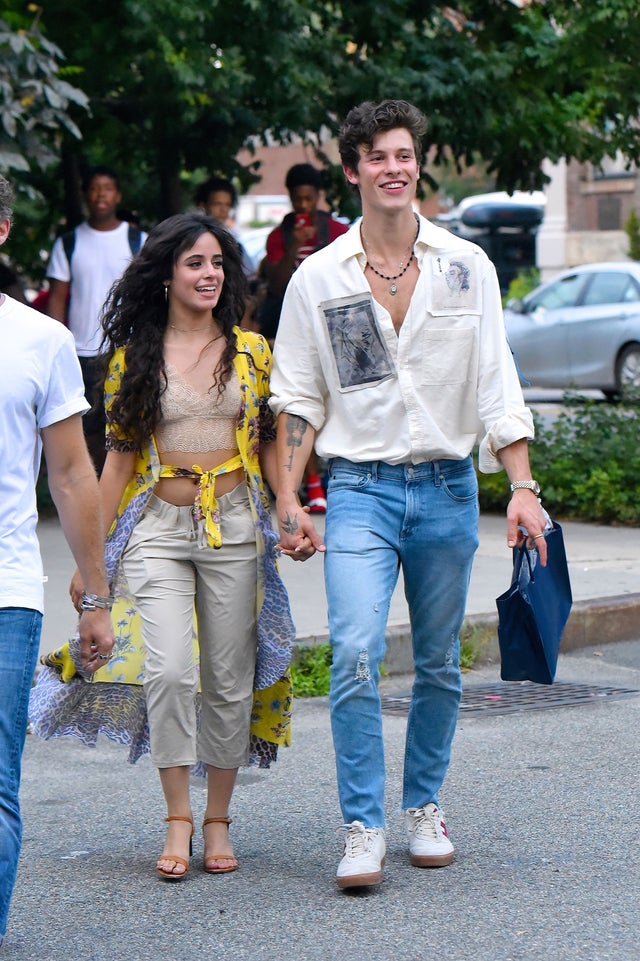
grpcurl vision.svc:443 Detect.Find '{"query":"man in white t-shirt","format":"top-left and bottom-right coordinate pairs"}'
top-left (0, 176), bottom-right (114, 948)
top-left (46, 165), bottom-right (147, 472)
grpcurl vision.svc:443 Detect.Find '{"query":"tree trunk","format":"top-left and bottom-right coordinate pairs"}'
top-left (60, 147), bottom-right (85, 228)
top-left (157, 149), bottom-right (184, 220)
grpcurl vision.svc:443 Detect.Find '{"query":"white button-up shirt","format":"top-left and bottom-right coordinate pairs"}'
top-left (269, 217), bottom-right (533, 473)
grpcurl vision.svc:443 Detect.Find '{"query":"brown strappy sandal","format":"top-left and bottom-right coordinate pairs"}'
top-left (157, 815), bottom-right (194, 881)
top-left (202, 816), bottom-right (238, 874)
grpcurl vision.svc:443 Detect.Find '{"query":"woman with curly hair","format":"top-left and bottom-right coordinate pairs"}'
top-left (34, 213), bottom-right (294, 881)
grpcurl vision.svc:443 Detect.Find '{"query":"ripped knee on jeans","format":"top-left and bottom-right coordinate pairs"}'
top-left (354, 649), bottom-right (371, 682)
top-left (444, 633), bottom-right (458, 667)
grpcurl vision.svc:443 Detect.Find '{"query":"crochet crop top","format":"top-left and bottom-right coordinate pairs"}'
top-left (155, 363), bottom-right (241, 454)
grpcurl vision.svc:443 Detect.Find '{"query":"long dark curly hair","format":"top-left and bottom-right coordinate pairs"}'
top-left (100, 212), bottom-right (247, 448)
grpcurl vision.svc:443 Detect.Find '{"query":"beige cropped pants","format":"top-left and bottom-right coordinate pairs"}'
top-left (122, 485), bottom-right (258, 769)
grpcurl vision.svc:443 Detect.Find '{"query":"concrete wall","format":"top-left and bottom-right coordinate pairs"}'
top-left (566, 230), bottom-right (629, 266)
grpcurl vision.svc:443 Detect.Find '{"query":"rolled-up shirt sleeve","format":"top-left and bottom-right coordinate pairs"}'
top-left (480, 410), bottom-right (535, 473)
top-left (475, 259), bottom-right (535, 473)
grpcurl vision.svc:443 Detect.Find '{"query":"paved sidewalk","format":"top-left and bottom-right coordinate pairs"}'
top-left (7, 640), bottom-right (640, 960)
top-left (4, 514), bottom-right (639, 960)
top-left (37, 511), bottom-right (640, 666)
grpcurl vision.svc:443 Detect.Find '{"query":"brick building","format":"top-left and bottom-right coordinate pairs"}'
top-left (537, 157), bottom-right (639, 281)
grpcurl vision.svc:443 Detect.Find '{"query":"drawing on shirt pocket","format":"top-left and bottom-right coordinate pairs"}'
top-left (320, 292), bottom-right (395, 392)
top-left (421, 327), bottom-right (476, 386)
top-left (428, 253), bottom-right (481, 315)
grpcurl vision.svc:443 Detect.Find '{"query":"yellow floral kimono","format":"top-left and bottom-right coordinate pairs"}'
top-left (30, 328), bottom-right (294, 769)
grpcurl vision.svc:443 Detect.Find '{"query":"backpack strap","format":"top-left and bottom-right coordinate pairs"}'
top-left (61, 229), bottom-right (76, 267)
top-left (127, 223), bottom-right (143, 256)
top-left (315, 209), bottom-right (331, 249)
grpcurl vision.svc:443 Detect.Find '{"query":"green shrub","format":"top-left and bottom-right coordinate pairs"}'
top-left (502, 267), bottom-right (541, 306)
top-left (478, 395), bottom-right (640, 525)
top-left (625, 208), bottom-right (640, 261)
top-left (291, 643), bottom-right (332, 697)
top-left (459, 622), bottom-right (495, 671)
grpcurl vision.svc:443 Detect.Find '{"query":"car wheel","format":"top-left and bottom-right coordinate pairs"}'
top-left (615, 342), bottom-right (640, 394)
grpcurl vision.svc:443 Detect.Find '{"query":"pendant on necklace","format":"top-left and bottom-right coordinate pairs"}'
top-left (389, 283), bottom-right (398, 296)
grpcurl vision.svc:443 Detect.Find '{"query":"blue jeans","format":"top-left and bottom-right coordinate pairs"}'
top-left (0, 608), bottom-right (42, 939)
top-left (325, 458), bottom-right (479, 827)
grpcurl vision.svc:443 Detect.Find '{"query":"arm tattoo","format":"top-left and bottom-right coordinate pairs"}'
top-left (285, 414), bottom-right (308, 471)
top-left (281, 512), bottom-right (299, 535)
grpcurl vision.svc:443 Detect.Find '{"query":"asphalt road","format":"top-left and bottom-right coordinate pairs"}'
top-left (5, 639), bottom-right (640, 961)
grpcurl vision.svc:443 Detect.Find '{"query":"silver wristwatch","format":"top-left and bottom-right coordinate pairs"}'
top-left (510, 479), bottom-right (541, 495)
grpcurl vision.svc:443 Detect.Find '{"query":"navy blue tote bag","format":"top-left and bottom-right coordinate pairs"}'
top-left (496, 521), bottom-right (572, 685)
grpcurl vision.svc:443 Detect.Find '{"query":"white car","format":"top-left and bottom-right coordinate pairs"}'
top-left (504, 262), bottom-right (640, 399)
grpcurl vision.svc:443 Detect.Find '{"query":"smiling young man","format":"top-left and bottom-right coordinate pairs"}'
top-left (269, 100), bottom-right (547, 889)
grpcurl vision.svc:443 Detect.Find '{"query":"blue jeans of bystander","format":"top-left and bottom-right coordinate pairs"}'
top-left (0, 608), bottom-right (42, 939)
top-left (324, 458), bottom-right (479, 827)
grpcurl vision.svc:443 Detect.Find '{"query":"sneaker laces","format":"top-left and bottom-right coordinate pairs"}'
top-left (408, 805), bottom-right (446, 842)
top-left (339, 820), bottom-right (378, 856)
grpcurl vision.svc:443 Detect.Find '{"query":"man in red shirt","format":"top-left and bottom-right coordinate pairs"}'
top-left (259, 164), bottom-right (349, 512)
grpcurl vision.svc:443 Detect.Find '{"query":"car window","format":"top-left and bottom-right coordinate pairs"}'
top-left (582, 272), bottom-right (640, 306)
top-left (527, 273), bottom-right (586, 311)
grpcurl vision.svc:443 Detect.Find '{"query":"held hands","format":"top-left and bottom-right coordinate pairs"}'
top-left (276, 499), bottom-right (326, 562)
top-left (506, 490), bottom-right (549, 566)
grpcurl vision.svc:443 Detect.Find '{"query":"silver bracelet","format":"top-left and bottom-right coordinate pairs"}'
top-left (79, 591), bottom-right (114, 612)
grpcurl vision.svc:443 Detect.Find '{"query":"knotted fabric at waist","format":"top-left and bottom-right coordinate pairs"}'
top-left (159, 452), bottom-right (244, 548)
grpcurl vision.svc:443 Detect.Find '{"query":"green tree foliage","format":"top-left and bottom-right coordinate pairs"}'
top-left (0, 8), bottom-right (89, 283)
top-left (3, 0), bottom-right (640, 272)
top-left (0, 8), bottom-right (88, 173)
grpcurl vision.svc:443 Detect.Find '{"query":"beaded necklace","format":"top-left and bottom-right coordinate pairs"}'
top-left (363, 216), bottom-right (420, 295)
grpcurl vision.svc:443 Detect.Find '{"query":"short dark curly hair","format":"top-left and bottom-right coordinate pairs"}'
top-left (193, 175), bottom-right (238, 209)
top-left (82, 164), bottom-right (120, 193)
top-left (338, 100), bottom-right (428, 175)
top-left (284, 163), bottom-right (323, 193)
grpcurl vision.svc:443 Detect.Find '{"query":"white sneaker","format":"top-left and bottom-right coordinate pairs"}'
top-left (406, 803), bottom-right (455, 867)
top-left (336, 820), bottom-right (386, 889)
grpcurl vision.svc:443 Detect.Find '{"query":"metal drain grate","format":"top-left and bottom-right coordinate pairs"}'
top-left (381, 681), bottom-right (640, 718)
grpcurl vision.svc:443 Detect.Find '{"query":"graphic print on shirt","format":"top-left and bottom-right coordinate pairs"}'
top-left (429, 253), bottom-right (481, 314)
top-left (320, 293), bottom-right (395, 392)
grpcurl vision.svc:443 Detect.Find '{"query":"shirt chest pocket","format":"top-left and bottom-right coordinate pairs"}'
top-left (426, 252), bottom-right (482, 317)
top-left (421, 327), bottom-right (476, 386)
